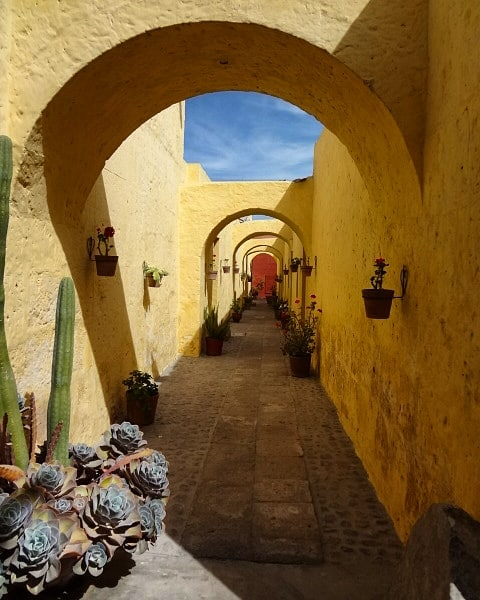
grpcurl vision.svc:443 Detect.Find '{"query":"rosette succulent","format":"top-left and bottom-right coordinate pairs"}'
top-left (73, 541), bottom-right (110, 577)
top-left (0, 423), bottom-right (168, 596)
top-left (69, 443), bottom-right (103, 483)
top-left (136, 498), bottom-right (167, 554)
top-left (100, 422), bottom-right (147, 459)
top-left (81, 475), bottom-right (141, 554)
top-left (0, 490), bottom-right (38, 553)
top-left (8, 507), bottom-right (77, 596)
top-left (125, 455), bottom-right (169, 500)
top-left (24, 463), bottom-right (77, 500)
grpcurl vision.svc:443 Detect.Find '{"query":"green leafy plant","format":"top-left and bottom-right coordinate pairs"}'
top-left (280, 294), bottom-right (322, 356)
top-left (122, 371), bottom-right (158, 399)
top-left (203, 306), bottom-right (230, 340)
top-left (143, 263), bottom-right (168, 284)
top-left (230, 298), bottom-right (242, 313)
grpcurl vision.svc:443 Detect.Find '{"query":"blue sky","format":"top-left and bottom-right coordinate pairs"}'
top-left (184, 92), bottom-right (324, 181)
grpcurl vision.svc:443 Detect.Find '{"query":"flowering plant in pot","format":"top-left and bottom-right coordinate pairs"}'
top-left (279, 295), bottom-right (322, 377)
top-left (93, 225), bottom-right (117, 276)
top-left (361, 258), bottom-right (395, 319)
top-left (122, 371), bottom-right (159, 426)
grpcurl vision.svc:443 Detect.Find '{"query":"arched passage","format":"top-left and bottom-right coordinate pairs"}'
top-left (34, 21), bottom-right (420, 225)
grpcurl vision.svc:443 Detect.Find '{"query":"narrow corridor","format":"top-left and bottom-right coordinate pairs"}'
top-left (80, 300), bottom-right (403, 600)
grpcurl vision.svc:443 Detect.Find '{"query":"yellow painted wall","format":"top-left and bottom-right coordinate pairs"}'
top-left (7, 106), bottom-right (185, 444)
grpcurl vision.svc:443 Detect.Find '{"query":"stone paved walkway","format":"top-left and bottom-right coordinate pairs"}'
top-left (51, 300), bottom-right (403, 600)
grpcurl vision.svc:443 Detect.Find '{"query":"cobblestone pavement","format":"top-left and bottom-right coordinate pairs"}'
top-left (52, 301), bottom-right (403, 600)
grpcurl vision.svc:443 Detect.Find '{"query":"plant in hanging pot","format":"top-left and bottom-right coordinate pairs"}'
top-left (203, 306), bottom-right (230, 355)
top-left (122, 370), bottom-right (159, 426)
top-left (143, 263), bottom-right (169, 288)
top-left (301, 257), bottom-right (314, 277)
top-left (279, 295), bottom-right (322, 377)
top-left (230, 297), bottom-right (243, 323)
top-left (290, 257), bottom-right (301, 273)
top-left (362, 258), bottom-right (395, 319)
top-left (222, 259), bottom-right (231, 274)
top-left (233, 262), bottom-right (240, 274)
top-left (93, 225), bottom-right (118, 276)
top-left (207, 255), bottom-right (218, 280)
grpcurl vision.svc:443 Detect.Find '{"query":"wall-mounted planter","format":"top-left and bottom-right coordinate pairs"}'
top-left (146, 275), bottom-right (163, 288)
top-left (361, 288), bottom-right (394, 319)
top-left (233, 267), bottom-right (240, 274)
top-left (208, 271), bottom-right (218, 280)
top-left (95, 255), bottom-right (118, 276)
top-left (222, 265), bottom-right (231, 273)
top-left (301, 265), bottom-right (313, 277)
top-left (283, 268), bottom-right (289, 276)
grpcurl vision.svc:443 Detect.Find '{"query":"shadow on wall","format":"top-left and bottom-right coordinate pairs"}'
top-left (31, 127), bottom-right (139, 423)
top-left (333, 0), bottom-right (428, 176)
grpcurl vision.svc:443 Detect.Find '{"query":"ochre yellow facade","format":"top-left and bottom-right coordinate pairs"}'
top-left (1, 1), bottom-right (479, 543)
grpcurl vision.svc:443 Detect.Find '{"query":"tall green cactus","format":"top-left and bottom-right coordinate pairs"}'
top-left (0, 135), bottom-right (29, 470)
top-left (47, 276), bottom-right (75, 465)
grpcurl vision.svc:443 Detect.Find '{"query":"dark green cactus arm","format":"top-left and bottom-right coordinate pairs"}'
top-left (0, 135), bottom-right (28, 470)
top-left (47, 276), bottom-right (75, 465)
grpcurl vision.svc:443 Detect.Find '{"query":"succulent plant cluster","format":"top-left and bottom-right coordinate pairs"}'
top-left (0, 422), bottom-right (168, 596)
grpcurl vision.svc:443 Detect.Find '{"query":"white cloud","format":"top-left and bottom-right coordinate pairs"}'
top-left (184, 92), bottom-right (323, 181)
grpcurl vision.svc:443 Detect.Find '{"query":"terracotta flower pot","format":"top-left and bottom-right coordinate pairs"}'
top-left (232, 312), bottom-right (242, 323)
top-left (208, 271), bottom-right (218, 280)
top-left (362, 288), bottom-right (394, 319)
top-left (222, 265), bottom-right (231, 273)
top-left (95, 255), bottom-right (118, 276)
top-left (205, 337), bottom-right (223, 355)
top-left (289, 354), bottom-right (311, 377)
top-left (126, 391), bottom-right (159, 426)
top-left (301, 265), bottom-right (313, 277)
top-left (146, 275), bottom-right (161, 287)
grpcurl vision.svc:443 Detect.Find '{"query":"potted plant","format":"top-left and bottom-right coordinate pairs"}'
top-left (362, 258), bottom-right (395, 319)
top-left (290, 257), bottom-right (301, 273)
top-left (222, 259), bottom-right (231, 274)
top-left (301, 258), bottom-right (313, 277)
top-left (230, 297), bottom-right (242, 323)
top-left (203, 306), bottom-right (230, 355)
top-left (143, 263), bottom-right (169, 287)
top-left (283, 267), bottom-right (289, 276)
top-left (93, 225), bottom-right (118, 276)
top-left (122, 370), bottom-right (159, 426)
top-left (207, 255), bottom-right (218, 280)
top-left (233, 262), bottom-right (240, 274)
top-left (280, 294), bottom-right (322, 377)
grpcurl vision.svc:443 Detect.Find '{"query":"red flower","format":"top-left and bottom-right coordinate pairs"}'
top-left (375, 257), bottom-right (385, 265)
top-left (104, 226), bottom-right (115, 238)
top-left (317, 308), bottom-right (323, 313)
top-left (310, 294), bottom-right (316, 299)
top-left (294, 298), bottom-right (300, 304)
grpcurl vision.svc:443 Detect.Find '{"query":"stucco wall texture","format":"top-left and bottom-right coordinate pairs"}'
top-left (1, 1), bottom-right (479, 543)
